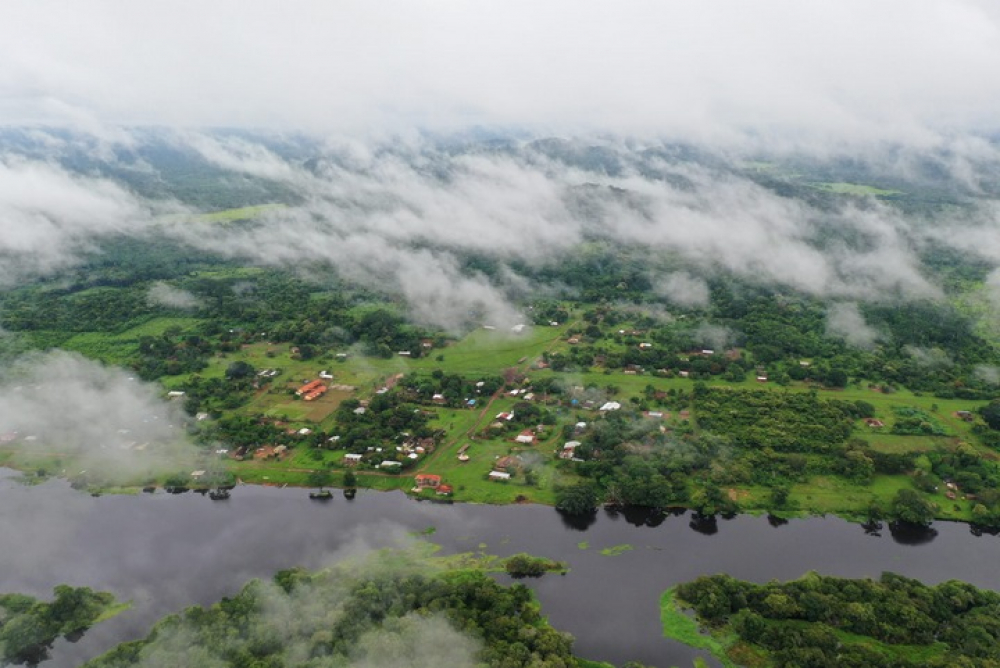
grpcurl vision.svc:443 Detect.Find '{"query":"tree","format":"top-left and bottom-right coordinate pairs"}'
top-left (224, 360), bottom-right (255, 380)
top-left (891, 489), bottom-right (937, 525)
top-left (555, 483), bottom-right (598, 516)
top-left (342, 469), bottom-right (357, 488)
top-left (981, 401), bottom-right (1000, 430)
top-left (307, 471), bottom-right (331, 491)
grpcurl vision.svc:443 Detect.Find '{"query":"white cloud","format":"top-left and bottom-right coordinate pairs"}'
top-left (147, 282), bottom-right (201, 310)
top-left (0, 157), bottom-right (155, 283)
top-left (826, 302), bottom-right (881, 349)
top-left (0, 351), bottom-right (196, 477)
top-left (1, 1), bottom-right (1000, 144)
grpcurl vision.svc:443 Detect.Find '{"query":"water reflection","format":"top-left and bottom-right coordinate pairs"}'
top-left (888, 521), bottom-right (939, 545)
top-left (557, 508), bottom-right (597, 531)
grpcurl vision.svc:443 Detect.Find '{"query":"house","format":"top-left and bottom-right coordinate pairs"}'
top-left (567, 337), bottom-right (580, 345)
top-left (421, 339), bottom-right (434, 348)
top-left (297, 428), bottom-right (312, 435)
top-left (956, 411), bottom-right (975, 422)
top-left (495, 455), bottom-right (522, 471)
top-left (415, 474), bottom-right (442, 489)
top-left (398, 351), bottom-right (412, 357)
top-left (319, 370), bottom-right (334, 380)
top-left (511, 324), bottom-right (527, 334)
top-left (599, 401), bottom-right (621, 412)
top-left (515, 430), bottom-right (535, 444)
top-left (167, 391), bottom-right (186, 398)
top-left (678, 370), bottom-right (690, 378)
top-left (296, 379), bottom-right (326, 397)
top-left (343, 453), bottom-right (363, 465)
top-left (196, 412), bottom-right (210, 421)
top-left (560, 441), bottom-right (581, 459)
top-left (864, 418), bottom-right (885, 428)
top-left (496, 411), bottom-right (514, 421)
top-left (379, 460), bottom-right (402, 469)
top-left (489, 471), bottom-right (511, 481)
top-left (756, 375), bottom-right (768, 383)
top-left (643, 411), bottom-right (665, 419)
top-left (701, 349), bottom-right (715, 356)
top-left (432, 393), bottom-right (446, 404)
top-left (639, 342), bottom-right (652, 349)
top-left (436, 484), bottom-right (454, 495)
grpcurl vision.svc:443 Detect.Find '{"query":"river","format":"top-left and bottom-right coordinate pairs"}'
top-left (2, 469), bottom-right (998, 668)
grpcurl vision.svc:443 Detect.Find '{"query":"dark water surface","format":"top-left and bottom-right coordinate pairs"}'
top-left (2, 470), bottom-right (999, 667)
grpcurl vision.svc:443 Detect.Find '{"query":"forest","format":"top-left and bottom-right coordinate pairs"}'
top-left (0, 585), bottom-right (121, 666)
top-left (672, 572), bottom-right (1000, 667)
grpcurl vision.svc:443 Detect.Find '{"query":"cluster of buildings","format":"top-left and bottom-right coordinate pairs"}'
top-left (296, 379), bottom-right (328, 401)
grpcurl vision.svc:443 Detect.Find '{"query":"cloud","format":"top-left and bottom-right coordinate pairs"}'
top-left (147, 282), bottom-right (201, 310)
top-left (974, 365), bottom-right (1000, 385)
top-left (904, 345), bottom-right (953, 369)
top-left (3, 1), bottom-right (1000, 145)
top-left (826, 302), bottom-right (881, 349)
top-left (0, 351), bottom-right (196, 479)
top-left (652, 272), bottom-right (710, 308)
top-left (692, 324), bottom-right (734, 351)
top-left (0, 157), bottom-right (156, 284)
top-left (169, 137), bottom-right (948, 312)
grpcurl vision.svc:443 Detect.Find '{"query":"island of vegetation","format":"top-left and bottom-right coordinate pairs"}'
top-left (82, 548), bottom-right (594, 668)
top-left (0, 585), bottom-right (126, 666)
top-left (665, 572), bottom-right (1000, 668)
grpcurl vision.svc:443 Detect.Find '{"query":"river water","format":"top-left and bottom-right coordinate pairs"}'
top-left (2, 469), bottom-right (999, 668)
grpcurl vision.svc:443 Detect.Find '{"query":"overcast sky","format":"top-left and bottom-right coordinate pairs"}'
top-left (3, 1), bottom-right (1000, 143)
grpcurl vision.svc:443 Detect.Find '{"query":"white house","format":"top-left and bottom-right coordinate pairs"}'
top-left (489, 471), bottom-right (511, 480)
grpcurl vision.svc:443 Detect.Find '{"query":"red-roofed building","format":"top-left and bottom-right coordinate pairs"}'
top-left (415, 474), bottom-right (442, 489)
top-left (296, 379), bottom-right (326, 397)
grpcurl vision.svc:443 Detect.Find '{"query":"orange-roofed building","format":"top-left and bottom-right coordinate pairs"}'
top-left (415, 474), bottom-right (442, 489)
top-left (296, 379), bottom-right (325, 396)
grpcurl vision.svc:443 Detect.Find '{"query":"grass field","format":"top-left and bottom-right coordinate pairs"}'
top-left (808, 182), bottom-right (903, 197)
top-left (160, 203), bottom-right (287, 224)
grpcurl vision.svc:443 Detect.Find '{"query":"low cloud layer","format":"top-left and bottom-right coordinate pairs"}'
top-left (0, 158), bottom-right (156, 285)
top-left (0, 351), bottom-right (196, 478)
top-left (826, 303), bottom-right (882, 349)
top-left (4, 1), bottom-right (1000, 146)
top-left (2, 130), bottom-right (1000, 333)
top-left (147, 282), bottom-right (201, 310)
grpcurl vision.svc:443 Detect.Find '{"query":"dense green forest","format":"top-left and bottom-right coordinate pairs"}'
top-left (672, 572), bottom-right (1000, 667)
top-left (0, 585), bottom-right (120, 666)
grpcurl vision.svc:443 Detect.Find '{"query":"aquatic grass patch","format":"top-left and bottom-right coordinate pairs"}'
top-left (599, 544), bottom-right (634, 556)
